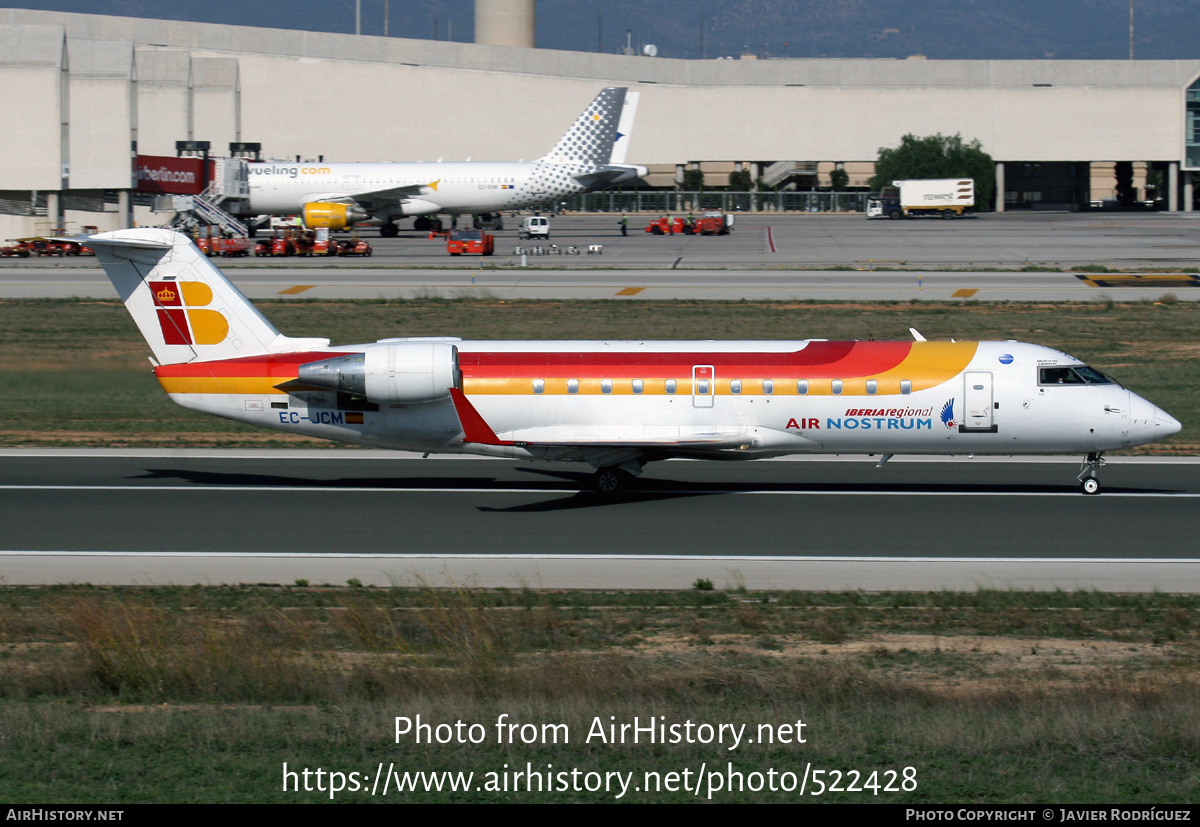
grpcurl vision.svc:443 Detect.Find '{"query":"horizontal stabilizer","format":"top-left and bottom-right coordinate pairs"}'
top-left (83, 228), bottom-right (329, 366)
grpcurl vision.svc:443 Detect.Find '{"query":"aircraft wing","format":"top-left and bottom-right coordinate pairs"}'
top-left (448, 388), bottom-right (820, 465)
top-left (309, 182), bottom-right (437, 213)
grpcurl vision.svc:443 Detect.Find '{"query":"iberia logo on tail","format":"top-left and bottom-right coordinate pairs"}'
top-left (149, 281), bottom-right (229, 346)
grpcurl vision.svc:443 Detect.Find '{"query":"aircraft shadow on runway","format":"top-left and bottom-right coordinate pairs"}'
top-left (128, 466), bottom-right (1174, 515)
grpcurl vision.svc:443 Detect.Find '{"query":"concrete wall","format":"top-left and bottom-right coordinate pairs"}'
top-left (67, 38), bottom-right (133, 189)
top-left (0, 24), bottom-right (66, 190)
top-left (135, 49), bottom-right (190, 156)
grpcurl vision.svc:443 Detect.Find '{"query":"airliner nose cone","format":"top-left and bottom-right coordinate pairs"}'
top-left (1156, 408), bottom-right (1182, 437)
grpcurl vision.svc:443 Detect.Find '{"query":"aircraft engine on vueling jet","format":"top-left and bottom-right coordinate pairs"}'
top-left (292, 341), bottom-right (462, 405)
top-left (301, 202), bottom-right (368, 230)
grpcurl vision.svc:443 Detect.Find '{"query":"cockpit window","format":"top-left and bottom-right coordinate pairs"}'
top-left (1039, 366), bottom-right (1116, 386)
top-left (1074, 366), bottom-right (1115, 384)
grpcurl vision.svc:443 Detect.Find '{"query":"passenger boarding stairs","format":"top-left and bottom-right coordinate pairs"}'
top-left (761, 161), bottom-right (818, 190)
top-left (163, 185), bottom-right (249, 237)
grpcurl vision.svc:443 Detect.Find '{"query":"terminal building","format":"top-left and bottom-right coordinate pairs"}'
top-left (2, 5), bottom-right (1200, 238)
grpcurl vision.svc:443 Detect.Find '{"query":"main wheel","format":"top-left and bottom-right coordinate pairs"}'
top-left (941, 209), bottom-right (955, 219)
top-left (1081, 476), bottom-right (1101, 495)
top-left (593, 467), bottom-right (625, 495)
top-left (379, 222), bottom-right (399, 238)
top-left (888, 210), bottom-right (902, 220)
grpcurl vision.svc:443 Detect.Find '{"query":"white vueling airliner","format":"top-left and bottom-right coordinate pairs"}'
top-left (242, 87), bottom-right (644, 237)
top-left (83, 229), bottom-right (1181, 495)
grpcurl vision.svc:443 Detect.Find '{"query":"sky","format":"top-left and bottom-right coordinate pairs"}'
top-left (3, 1), bottom-right (1199, 61)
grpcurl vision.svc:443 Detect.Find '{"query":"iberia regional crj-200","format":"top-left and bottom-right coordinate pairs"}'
top-left (240, 87), bottom-right (644, 237)
top-left (80, 228), bottom-right (1180, 494)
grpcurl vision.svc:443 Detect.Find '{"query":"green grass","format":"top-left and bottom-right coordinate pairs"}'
top-left (0, 585), bottom-right (1195, 803)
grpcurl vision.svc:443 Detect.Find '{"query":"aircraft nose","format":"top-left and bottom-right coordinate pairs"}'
top-left (1155, 407), bottom-right (1182, 437)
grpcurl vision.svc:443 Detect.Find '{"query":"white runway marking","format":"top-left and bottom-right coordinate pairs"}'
top-left (1, 484), bottom-right (1195, 497)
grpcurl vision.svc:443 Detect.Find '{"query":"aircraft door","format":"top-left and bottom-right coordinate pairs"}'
top-left (962, 371), bottom-right (996, 432)
top-left (692, 365), bottom-right (714, 408)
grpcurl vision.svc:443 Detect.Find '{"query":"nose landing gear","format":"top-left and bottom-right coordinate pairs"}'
top-left (1077, 452), bottom-right (1105, 495)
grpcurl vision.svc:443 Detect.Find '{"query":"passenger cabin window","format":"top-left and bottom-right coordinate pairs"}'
top-left (533, 379), bottom-right (544, 394)
top-left (665, 379), bottom-right (677, 394)
top-left (866, 380), bottom-right (877, 395)
top-left (601, 379), bottom-right (613, 394)
top-left (796, 380), bottom-right (808, 395)
top-left (697, 379), bottom-right (709, 394)
top-left (901, 380), bottom-right (912, 395)
top-left (633, 379), bottom-right (644, 394)
top-left (731, 379), bottom-right (742, 395)
top-left (832, 380), bottom-right (843, 395)
top-left (567, 379), bottom-right (579, 394)
top-left (762, 379), bottom-right (774, 395)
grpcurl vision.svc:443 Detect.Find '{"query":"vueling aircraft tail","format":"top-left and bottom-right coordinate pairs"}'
top-left (80, 228), bottom-right (329, 365)
top-left (539, 86), bottom-right (627, 166)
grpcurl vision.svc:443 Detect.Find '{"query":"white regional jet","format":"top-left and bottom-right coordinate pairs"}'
top-left (82, 228), bottom-right (1181, 495)
top-left (241, 87), bottom-right (644, 237)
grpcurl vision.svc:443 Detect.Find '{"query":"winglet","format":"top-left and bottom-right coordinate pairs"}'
top-left (448, 388), bottom-right (514, 446)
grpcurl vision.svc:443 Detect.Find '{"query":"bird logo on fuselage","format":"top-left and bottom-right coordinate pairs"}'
top-left (940, 398), bottom-right (956, 430)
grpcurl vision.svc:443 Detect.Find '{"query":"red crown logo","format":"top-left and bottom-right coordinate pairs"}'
top-left (156, 287), bottom-right (177, 302)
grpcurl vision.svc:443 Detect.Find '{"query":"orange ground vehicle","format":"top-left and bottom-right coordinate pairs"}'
top-left (265, 227), bottom-right (298, 256)
top-left (311, 227), bottom-right (336, 255)
top-left (690, 210), bottom-right (733, 235)
top-left (645, 216), bottom-right (686, 235)
top-left (215, 237), bottom-right (254, 256)
top-left (447, 229), bottom-right (494, 256)
top-left (2, 237), bottom-right (83, 256)
top-left (338, 237), bottom-right (373, 256)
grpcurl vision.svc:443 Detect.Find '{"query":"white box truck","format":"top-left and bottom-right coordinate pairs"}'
top-left (866, 178), bottom-right (975, 219)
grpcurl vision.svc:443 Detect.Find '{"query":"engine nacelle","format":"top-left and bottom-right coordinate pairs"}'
top-left (302, 202), bottom-right (368, 230)
top-left (297, 342), bottom-right (460, 404)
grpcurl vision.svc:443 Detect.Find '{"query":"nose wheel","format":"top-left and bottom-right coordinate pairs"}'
top-left (1077, 452), bottom-right (1105, 495)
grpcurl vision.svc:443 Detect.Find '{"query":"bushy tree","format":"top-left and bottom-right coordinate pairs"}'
top-left (828, 167), bottom-right (850, 191)
top-left (870, 133), bottom-right (995, 207)
top-left (681, 168), bottom-right (706, 191)
top-left (728, 168), bottom-right (753, 191)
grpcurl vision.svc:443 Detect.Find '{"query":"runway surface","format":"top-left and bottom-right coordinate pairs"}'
top-left (4, 213), bottom-right (1200, 301)
top-left (3, 451), bottom-right (1197, 591)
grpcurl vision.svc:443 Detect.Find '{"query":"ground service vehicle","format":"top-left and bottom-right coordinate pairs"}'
top-left (214, 237), bottom-right (254, 257)
top-left (519, 216), bottom-right (550, 239)
top-left (645, 216), bottom-right (686, 235)
top-left (447, 229), bottom-right (494, 256)
top-left (867, 179), bottom-right (975, 219)
top-left (338, 237), bottom-right (373, 256)
top-left (688, 210), bottom-right (733, 235)
top-left (1, 237), bottom-right (88, 256)
top-left (267, 228), bottom-right (298, 256)
top-left (79, 228), bottom-right (1181, 496)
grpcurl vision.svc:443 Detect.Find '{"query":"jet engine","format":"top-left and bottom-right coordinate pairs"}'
top-left (295, 341), bottom-right (461, 404)
top-left (301, 202), bottom-right (368, 230)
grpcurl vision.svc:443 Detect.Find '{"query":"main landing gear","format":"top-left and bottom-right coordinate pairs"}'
top-left (591, 462), bottom-right (643, 495)
top-left (1077, 452), bottom-right (1106, 495)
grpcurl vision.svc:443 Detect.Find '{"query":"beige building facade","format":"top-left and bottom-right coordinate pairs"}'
top-left (2, 8), bottom-right (1199, 237)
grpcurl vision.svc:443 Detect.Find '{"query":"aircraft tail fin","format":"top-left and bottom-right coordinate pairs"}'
top-left (540, 87), bottom-right (627, 166)
top-left (81, 228), bottom-right (329, 366)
